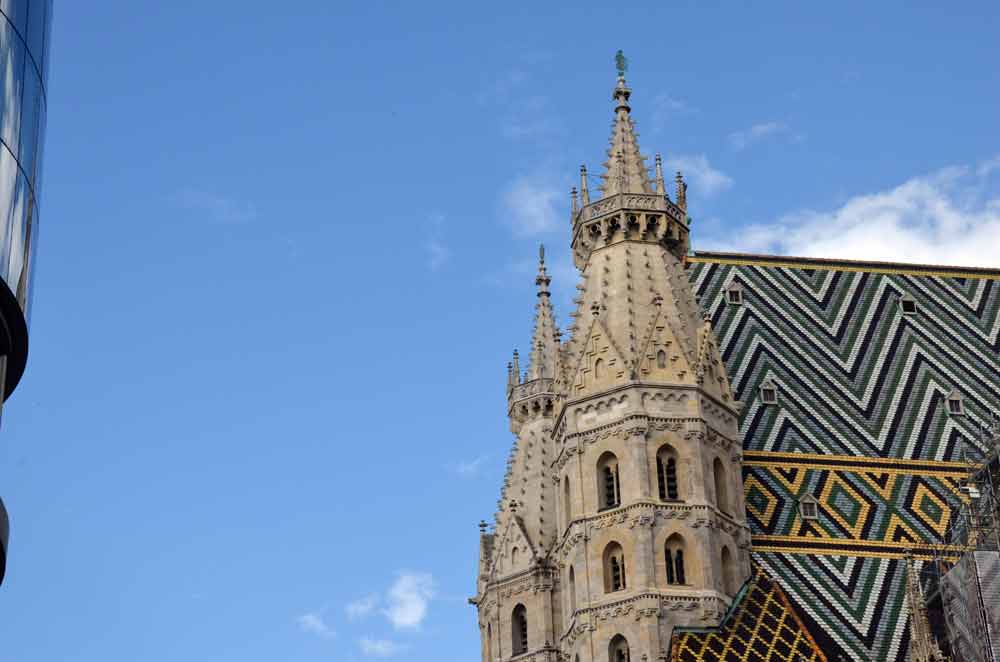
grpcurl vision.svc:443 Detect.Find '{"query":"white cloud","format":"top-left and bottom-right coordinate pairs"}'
top-left (664, 154), bottom-right (733, 198)
top-left (651, 93), bottom-right (695, 132)
top-left (502, 176), bottom-right (563, 236)
top-left (346, 594), bottom-right (379, 620)
top-left (383, 572), bottom-right (435, 630)
top-left (703, 158), bottom-right (1000, 268)
top-left (423, 212), bottom-right (449, 270)
top-left (728, 122), bottom-right (795, 151)
top-left (977, 155), bottom-right (1000, 177)
top-left (478, 69), bottom-right (529, 105)
top-left (479, 70), bottom-right (561, 141)
top-left (174, 188), bottom-right (256, 223)
top-left (453, 455), bottom-right (489, 477)
top-left (425, 239), bottom-right (450, 270)
top-left (502, 95), bottom-right (561, 140)
top-left (297, 611), bottom-right (335, 639)
top-left (359, 637), bottom-right (404, 657)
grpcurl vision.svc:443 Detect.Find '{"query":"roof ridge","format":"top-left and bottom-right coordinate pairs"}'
top-left (691, 251), bottom-right (1000, 278)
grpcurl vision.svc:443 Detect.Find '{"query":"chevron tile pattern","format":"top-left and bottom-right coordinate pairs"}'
top-left (686, 255), bottom-right (1000, 662)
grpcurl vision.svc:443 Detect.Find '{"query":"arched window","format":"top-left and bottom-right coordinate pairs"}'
top-left (603, 542), bottom-right (627, 593)
top-left (511, 547), bottom-right (519, 566)
top-left (487, 623), bottom-right (493, 662)
top-left (721, 546), bottom-right (736, 596)
top-left (665, 534), bottom-right (687, 585)
top-left (597, 452), bottom-right (621, 510)
top-left (713, 457), bottom-right (729, 514)
top-left (594, 358), bottom-right (605, 379)
top-left (609, 634), bottom-right (630, 662)
top-left (656, 445), bottom-right (679, 500)
top-left (656, 350), bottom-right (667, 369)
top-left (563, 476), bottom-right (573, 530)
top-left (511, 604), bottom-right (528, 656)
top-left (568, 565), bottom-right (577, 616)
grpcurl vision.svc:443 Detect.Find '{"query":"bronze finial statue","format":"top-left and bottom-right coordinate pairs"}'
top-left (615, 49), bottom-right (628, 77)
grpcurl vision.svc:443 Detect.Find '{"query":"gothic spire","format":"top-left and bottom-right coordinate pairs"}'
top-left (525, 245), bottom-right (562, 382)
top-left (654, 153), bottom-right (666, 196)
top-left (598, 74), bottom-right (652, 197)
top-left (904, 553), bottom-right (947, 662)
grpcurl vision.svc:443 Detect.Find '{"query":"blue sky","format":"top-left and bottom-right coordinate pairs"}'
top-left (1, 2), bottom-right (998, 660)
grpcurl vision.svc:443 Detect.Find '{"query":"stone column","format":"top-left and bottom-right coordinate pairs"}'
top-left (632, 516), bottom-right (656, 589)
top-left (539, 575), bottom-right (555, 652)
top-left (627, 424), bottom-right (651, 500)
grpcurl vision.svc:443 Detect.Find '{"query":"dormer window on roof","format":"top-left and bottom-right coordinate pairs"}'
top-left (799, 494), bottom-right (820, 521)
top-left (900, 294), bottom-right (917, 315)
top-left (726, 283), bottom-right (744, 306)
top-left (946, 390), bottom-right (965, 416)
top-left (760, 380), bottom-right (778, 405)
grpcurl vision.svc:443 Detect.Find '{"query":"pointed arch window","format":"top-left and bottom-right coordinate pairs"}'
top-left (656, 349), bottom-right (667, 369)
top-left (568, 565), bottom-right (577, 616)
top-left (665, 534), bottom-right (687, 585)
top-left (713, 457), bottom-right (729, 514)
top-left (511, 547), bottom-right (519, 566)
top-left (726, 282), bottom-right (744, 306)
top-left (656, 445), bottom-right (680, 500)
top-left (799, 493), bottom-right (820, 521)
top-left (563, 475), bottom-right (573, 530)
top-left (597, 451), bottom-right (622, 510)
top-left (511, 604), bottom-right (528, 656)
top-left (609, 634), bottom-right (630, 662)
top-left (487, 623), bottom-right (493, 662)
top-left (946, 389), bottom-right (965, 416)
top-left (594, 358), bottom-right (605, 379)
top-left (603, 542), bottom-right (627, 593)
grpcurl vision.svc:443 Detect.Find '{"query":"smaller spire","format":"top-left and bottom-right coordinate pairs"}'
top-left (535, 244), bottom-right (551, 296)
top-left (675, 171), bottom-right (687, 211)
top-left (579, 165), bottom-right (590, 205)
top-left (655, 153), bottom-right (666, 196)
top-left (511, 349), bottom-right (521, 384)
top-left (525, 245), bottom-right (562, 382)
top-left (570, 187), bottom-right (578, 219)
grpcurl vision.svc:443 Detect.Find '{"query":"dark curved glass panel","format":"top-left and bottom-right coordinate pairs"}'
top-left (0, 0), bottom-right (51, 396)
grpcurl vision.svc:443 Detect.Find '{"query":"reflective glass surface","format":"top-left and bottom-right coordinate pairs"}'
top-left (0, 0), bottom-right (49, 321)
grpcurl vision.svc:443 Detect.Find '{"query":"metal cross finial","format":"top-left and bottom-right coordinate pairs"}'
top-left (615, 49), bottom-right (628, 77)
top-left (539, 244), bottom-right (545, 264)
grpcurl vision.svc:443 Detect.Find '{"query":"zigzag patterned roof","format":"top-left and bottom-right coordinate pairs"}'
top-left (687, 253), bottom-right (1000, 662)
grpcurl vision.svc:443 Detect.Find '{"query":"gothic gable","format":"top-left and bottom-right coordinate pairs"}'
top-left (492, 515), bottom-right (538, 576)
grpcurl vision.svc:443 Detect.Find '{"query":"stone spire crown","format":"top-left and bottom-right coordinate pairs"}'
top-left (598, 75), bottom-right (653, 196)
top-left (525, 245), bottom-right (562, 382)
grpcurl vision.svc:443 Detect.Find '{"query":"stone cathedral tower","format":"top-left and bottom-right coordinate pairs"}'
top-left (472, 69), bottom-right (752, 662)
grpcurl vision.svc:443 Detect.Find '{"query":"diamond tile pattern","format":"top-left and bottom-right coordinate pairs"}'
top-left (686, 256), bottom-right (1000, 661)
top-left (672, 565), bottom-right (826, 662)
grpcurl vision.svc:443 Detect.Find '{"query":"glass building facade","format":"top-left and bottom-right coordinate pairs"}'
top-left (0, 0), bottom-right (52, 584)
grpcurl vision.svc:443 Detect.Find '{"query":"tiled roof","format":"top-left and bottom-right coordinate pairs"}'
top-left (688, 256), bottom-right (1000, 661)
